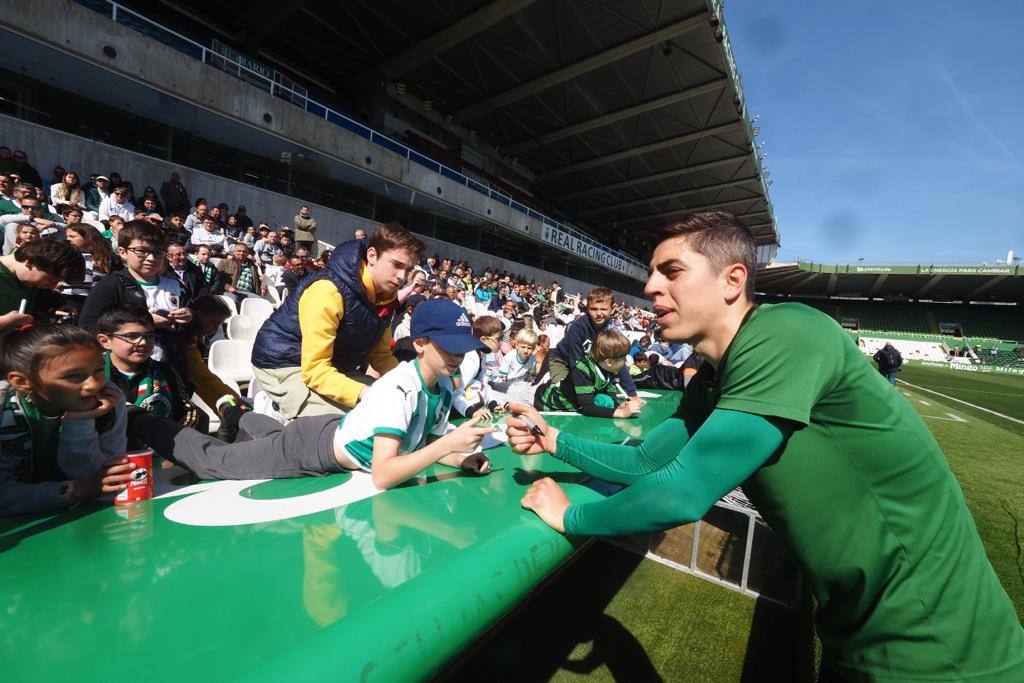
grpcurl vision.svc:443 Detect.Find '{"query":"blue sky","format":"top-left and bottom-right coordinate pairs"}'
top-left (724, 1), bottom-right (1023, 265)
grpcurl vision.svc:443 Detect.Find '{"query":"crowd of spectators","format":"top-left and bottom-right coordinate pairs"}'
top-left (0, 144), bottom-right (676, 514)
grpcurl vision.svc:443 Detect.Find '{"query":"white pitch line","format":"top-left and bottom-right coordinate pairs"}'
top-left (898, 380), bottom-right (1024, 426)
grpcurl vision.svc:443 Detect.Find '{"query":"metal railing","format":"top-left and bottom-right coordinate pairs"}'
top-left (76, 0), bottom-right (648, 277)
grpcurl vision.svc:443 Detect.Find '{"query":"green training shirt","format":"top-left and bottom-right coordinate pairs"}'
top-left (682, 303), bottom-right (1023, 681)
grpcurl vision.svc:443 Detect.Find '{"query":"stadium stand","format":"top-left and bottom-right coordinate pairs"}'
top-left (838, 302), bottom-right (932, 334)
top-left (933, 306), bottom-right (1024, 341)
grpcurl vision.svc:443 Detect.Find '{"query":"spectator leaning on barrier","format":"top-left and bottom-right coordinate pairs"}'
top-left (293, 204), bottom-right (317, 254)
top-left (508, 211), bottom-right (1024, 682)
top-left (251, 222), bottom-right (423, 420)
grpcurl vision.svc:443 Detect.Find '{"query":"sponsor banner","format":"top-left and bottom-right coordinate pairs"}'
top-left (540, 223), bottom-right (645, 279)
top-left (915, 360), bottom-right (1024, 376)
top-left (800, 261), bottom-right (1021, 276)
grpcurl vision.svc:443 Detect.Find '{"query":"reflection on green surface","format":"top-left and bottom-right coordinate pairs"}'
top-left (245, 471), bottom-right (353, 500)
top-left (0, 392), bottom-right (682, 681)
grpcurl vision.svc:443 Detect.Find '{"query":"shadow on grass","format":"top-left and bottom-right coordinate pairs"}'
top-left (439, 541), bottom-right (659, 682)
top-left (441, 540), bottom-right (816, 682)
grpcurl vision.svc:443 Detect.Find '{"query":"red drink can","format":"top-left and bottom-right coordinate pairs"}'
top-left (114, 450), bottom-right (154, 505)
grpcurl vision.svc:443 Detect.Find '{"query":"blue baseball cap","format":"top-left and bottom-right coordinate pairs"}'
top-left (410, 299), bottom-right (487, 355)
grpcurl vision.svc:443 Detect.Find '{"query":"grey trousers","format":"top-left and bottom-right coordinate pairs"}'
top-left (136, 412), bottom-right (344, 480)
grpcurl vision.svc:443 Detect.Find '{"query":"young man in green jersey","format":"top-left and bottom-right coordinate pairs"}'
top-left (507, 211), bottom-right (1024, 682)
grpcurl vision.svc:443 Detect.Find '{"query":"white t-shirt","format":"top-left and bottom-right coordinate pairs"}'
top-left (333, 360), bottom-right (453, 470)
top-left (497, 351), bottom-right (536, 383)
top-left (136, 276), bottom-right (183, 361)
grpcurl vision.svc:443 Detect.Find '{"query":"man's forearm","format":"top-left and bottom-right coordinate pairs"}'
top-left (555, 417), bottom-right (690, 485)
top-left (562, 410), bottom-right (789, 536)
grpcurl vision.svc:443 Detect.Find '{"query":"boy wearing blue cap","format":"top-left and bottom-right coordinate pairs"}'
top-left (127, 299), bottom-right (497, 489)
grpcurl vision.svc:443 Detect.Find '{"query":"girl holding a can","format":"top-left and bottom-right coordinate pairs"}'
top-left (0, 323), bottom-right (135, 515)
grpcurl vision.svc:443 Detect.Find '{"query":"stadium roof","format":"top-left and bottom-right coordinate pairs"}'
top-left (144, 0), bottom-right (778, 251)
top-left (758, 262), bottom-right (1024, 303)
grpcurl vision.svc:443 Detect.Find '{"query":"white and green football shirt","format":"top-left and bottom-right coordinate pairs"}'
top-left (334, 359), bottom-right (454, 470)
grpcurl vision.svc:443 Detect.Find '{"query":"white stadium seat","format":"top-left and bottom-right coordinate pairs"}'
top-left (208, 339), bottom-right (256, 386)
top-left (216, 294), bottom-right (238, 315)
top-left (240, 297), bottom-right (275, 320)
top-left (226, 314), bottom-right (262, 342)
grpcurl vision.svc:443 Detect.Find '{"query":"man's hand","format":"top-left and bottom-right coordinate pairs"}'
top-left (505, 403), bottom-right (558, 455)
top-left (629, 396), bottom-right (647, 408)
top-left (520, 477), bottom-right (569, 533)
top-left (64, 385), bottom-right (123, 421)
top-left (225, 285), bottom-right (236, 293)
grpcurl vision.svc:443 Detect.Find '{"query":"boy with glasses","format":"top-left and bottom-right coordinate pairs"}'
top-left (96, 304), bottom-right (204, 443)
top-left (80, 220), bottom-right (192, 364)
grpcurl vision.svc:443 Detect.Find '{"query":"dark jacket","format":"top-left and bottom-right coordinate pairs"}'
top-left (281, 267), bottom-right (307, 294)
top-left (551, 314), bottom-right (638, 396)
top-left (80, 269), bottom-right (190, 369)
top-left (167, 260), bottom-right (208, 305)
top-left (251, 240), bottom-right (395, 372)
top-left (159, 180), bottom-right (190, 216)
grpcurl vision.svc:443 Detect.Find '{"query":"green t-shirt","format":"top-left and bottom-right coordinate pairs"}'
top-left (682, 303), bottom-right (1024, 681)
top-left (0, 260), bottom-right (33, 316)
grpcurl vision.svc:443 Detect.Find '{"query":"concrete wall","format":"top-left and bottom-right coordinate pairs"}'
top-left (1, 114), bottom-right (648, 306)
top-left (0, 0), bottom-right (647, 282)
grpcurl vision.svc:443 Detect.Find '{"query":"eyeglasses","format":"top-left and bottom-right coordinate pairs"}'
top-left (124, 246), bottom-right (166, 259)
top-left (111, 332), bottom-right (156, 345)
top-left (21, 204), bottom-right (41, 211)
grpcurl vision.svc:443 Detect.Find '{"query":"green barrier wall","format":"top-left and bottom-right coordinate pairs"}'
top-left (0, 393), bottom-right (683, 681)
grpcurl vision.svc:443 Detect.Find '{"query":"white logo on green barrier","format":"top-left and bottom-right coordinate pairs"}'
top-left (157, 473), bottom-right (383, 527)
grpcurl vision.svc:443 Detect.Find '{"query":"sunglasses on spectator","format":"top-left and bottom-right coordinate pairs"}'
top-left (21, 204), bottom-right (41, 211)
top-left (124, 246), bottom-right (166, 259)
top-left (111, 332), bottom-right (157, 345)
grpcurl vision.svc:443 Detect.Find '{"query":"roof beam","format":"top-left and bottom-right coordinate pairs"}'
top-left (556, 153), bottom-right (749, 201)
top-left (604, 195), bottom-right (764, 226)
top-left (506, 78), bottom-right (727, 155)
top-left (538, 120), bottom-right (741, 181)
top-left (867, 273), bottom-right (889, 297)
top-left (914, 274), bottom-right (946, 298)
top-left (356, 0), bottom-right (540, 85)
top-left (965, 275), bottom-right (1007, 299)
top-left (244, 0), bottom-right (306, 53)
top-left (579, 176), bottom-right (760, 216)
top-left (454, 10), bottom-right (708, 122)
